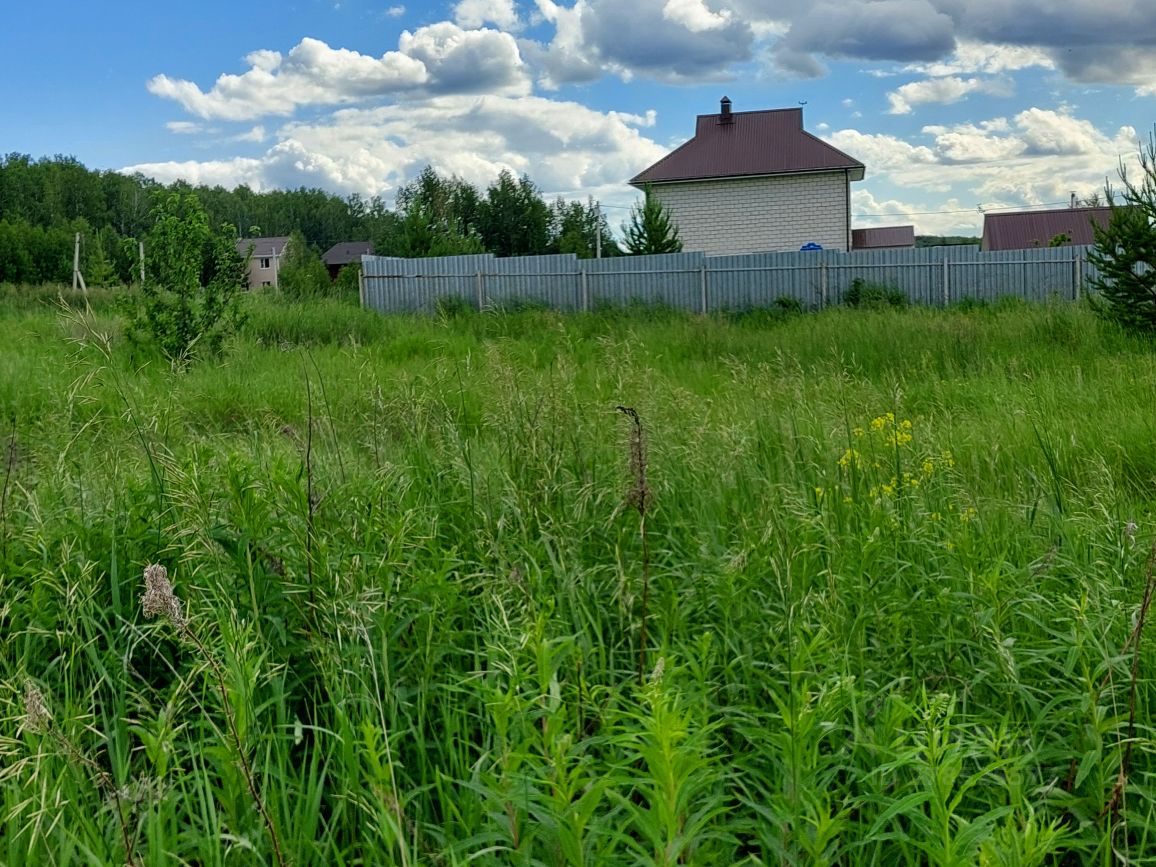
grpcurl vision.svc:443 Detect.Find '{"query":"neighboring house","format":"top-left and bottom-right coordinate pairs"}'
top-left (322, 241), bottom-right (374, 281)
top-left (981, 206), bottom-right (1113, 251)
top-left (852, 225), bottom-right (915, 250)
top-left (236, 236), bottom-right (290, 288)
top-left (629, 97), bottom-right (865, 255)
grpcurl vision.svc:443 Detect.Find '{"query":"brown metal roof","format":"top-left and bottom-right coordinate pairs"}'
top-left (322, 241), bottom-right (374, 266)
top-left (852, 225), bottom-right (915, 249)
top-left (630, 104), bottom-right (865, 186)
top-left (980, 206), bottom-right (1113, 251)
top-left (236, 236), bottom-right (290, 258)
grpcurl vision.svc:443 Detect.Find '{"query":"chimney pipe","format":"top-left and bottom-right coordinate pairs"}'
top-left (719, 95), bottom-right (732, 124)
top-left (1070, 191), bottom-right (1076, 208)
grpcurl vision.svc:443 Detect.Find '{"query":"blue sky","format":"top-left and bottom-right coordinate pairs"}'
top-left (2, 0), bottom-right (1153, 235)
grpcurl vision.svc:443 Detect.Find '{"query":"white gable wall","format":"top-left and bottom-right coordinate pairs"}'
top-left (650, 171), bottom-right (851, 255)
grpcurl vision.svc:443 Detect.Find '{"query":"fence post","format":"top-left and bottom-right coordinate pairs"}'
top-left (820, 262), bottom-right (828, 308)
top-left (475, 271), bottom-right (484, 310)
top-left (1072, 252), bottom-right (1082, 301)
top-left (580, 268), bottom-right (589, 312)
top-left (358, 270), bottom-right (366, 308)
top-left (700, 266), bottom-right (708, 315)
top-left (942, 256), bottom-right (949, 307)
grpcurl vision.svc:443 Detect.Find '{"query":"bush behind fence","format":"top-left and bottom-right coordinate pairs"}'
top-left (360, 245), bottom-right (1101, 314)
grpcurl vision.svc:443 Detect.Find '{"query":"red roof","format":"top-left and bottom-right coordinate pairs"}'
top-left (630, 103), bottom-right (865, 186)
top-left (852, 225), bottom-right (915, 249)
top-left (981, 206), bottom-right (1113, 251)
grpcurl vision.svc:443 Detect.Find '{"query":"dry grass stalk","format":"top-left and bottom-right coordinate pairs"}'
top-left (1101, 535), bottom-right (1156, 822)
top-left (616, 406), bottom-right (652, 683)
top-left (22, 681), bottom-right (140, 867)
top-left (141, 563), bottom-right (288, 867)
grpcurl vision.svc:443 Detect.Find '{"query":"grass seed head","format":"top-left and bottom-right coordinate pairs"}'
top-left (142, 563), bottom-right (186, 629)
top-left (616, 405), bottom-right (650, 514)
top-left (22, 681), bottom-right (51, 735)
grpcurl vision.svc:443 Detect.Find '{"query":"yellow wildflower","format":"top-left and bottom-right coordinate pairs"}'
top-left (921, 459), bottom-right (935, 477)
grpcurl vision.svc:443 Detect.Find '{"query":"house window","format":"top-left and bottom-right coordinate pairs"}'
top-left (260, 257), bottom-right (271, 269)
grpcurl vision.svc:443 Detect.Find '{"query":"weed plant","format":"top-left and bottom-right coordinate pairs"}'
top-left (1, 295), bottom-right (1156, 864)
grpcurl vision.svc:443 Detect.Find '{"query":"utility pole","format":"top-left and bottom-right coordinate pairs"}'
top-left (72, 232), bottom-right (90, 311)
top-left (595, 203), bottom-right (602, 259)
top-left (139, 241), bottom-right (145, 285)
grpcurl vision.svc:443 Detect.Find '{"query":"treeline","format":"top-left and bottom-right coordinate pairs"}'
top-left (0, 153), bottom-right (618, 286)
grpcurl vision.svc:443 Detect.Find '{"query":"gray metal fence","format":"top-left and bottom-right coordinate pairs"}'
top-left (360, 246), bottom-right (1103, 314)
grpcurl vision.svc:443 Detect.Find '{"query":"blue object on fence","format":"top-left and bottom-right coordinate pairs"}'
top-left (799, 242), bottom-right (823, 251)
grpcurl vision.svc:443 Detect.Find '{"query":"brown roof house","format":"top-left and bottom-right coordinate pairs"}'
top-left (236, 236), bottom-right (290, 288)
top-left (322, 241), bottom-right (374, 280)
top-left (630, 97), bottom-right (865, 254)
top-left (981, 206), bottom-right (1113, 251)
top-left (852, 225), bottom-right (915, 250)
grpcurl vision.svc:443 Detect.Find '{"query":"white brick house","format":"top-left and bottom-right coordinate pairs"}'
top-left (630, 98), bottom-right (865, 254)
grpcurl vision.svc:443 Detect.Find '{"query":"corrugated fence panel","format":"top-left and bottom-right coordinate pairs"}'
top-left (586, 252), bottom-right (706, 311)
top-left (360, 246), bottom-right (1105, 315)
top-left (705, 251), bottom-right (824, 309)
top-left (484, 254), bottom-right (582, 310)
top-left (363, 253), bottom-right (493, 312)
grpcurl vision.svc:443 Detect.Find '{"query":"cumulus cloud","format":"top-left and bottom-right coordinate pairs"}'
top-left (886, 75), bottom-right (1007, 114)
top-left (828, 108), bottom-right (1139, 213)
top-left (662, 0), bottom-right (734, 32)
top-left (525, 0), bottom-right (753, 87)
top-left (776, 0), bottom-right (956, 65)
top-left (453, 0), bottom-right (521, 30)
top-left (125, 94), bottom-right (667, 209)
top-left (907, 40), bottom-right (1055, 77)
top-left (148, 25), bottom-right (528, 121)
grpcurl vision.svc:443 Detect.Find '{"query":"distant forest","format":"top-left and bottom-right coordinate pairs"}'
top-left (0, 154), bottom-right (618, 285)
top-left (915, 235), bottom-right (980, 247)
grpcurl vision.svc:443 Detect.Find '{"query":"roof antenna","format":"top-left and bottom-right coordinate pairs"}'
top-left (798, 100), bottom-right (808, 106)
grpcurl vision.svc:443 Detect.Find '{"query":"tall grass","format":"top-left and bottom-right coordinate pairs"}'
top-left (1, 295), bottom-right (1155, 864)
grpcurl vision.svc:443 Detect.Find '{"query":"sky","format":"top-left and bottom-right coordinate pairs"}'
top-left (1, 0), bottom-right (1153, 236)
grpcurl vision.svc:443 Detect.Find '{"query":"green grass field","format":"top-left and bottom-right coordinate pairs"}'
top-left (3, 289), bottom-right (1156, 865)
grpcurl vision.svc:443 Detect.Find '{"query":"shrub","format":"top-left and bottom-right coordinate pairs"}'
top-left (844, 277), bottom-right (908, 308)
top-left (127, 190), bottom-right (246, 360)
top-left (277, 231), bottom-right (331, 300)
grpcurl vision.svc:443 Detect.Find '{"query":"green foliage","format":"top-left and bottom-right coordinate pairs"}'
top-left (128, 190), bottom-right (246, 359)
top-left (553, 196), bottom-right (619, 258)
top-left (1048, 232), bottom-right (1073, 247)
top-left (844, 277), bottom-right (908, 308)
top-left (333, 260), bottom-right (362, 299)
top-left (622, 186), bottom-right (683, 255)
top-left (276, 231), bottom-right (330, 300)
top-left (386, 166), bottom-right (485, 258)
top-left (3, 299), bottom-right (1156, 863)
top-left (477, 170), bottom-right (552, 257)
top-left (1088, 131), bottom-right (1156, 333)
top-left (916, 235), bottom-right (981, 248)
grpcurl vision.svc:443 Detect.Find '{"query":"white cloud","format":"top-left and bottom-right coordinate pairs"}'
top-left (829, 108), bottom-right (1140, 219)
top-left (852, 188), bottom-right (980, 235)
top-left (908, 40), bottom-right (1054, 76)
top-left (165, 121), bottom-right (208, 134)
top-left (124, 95), bottom-right (667, 211)
top-left (886, 75), bottom-right (1005, 114)
top-left (662, 0), bottom-right (733, 32)
top-left (454, 0), bottom-right (521, 30)
top-left (233, 125), bottom-right (267, 143)
top-left (148, 26), bottom-right (528, 121)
